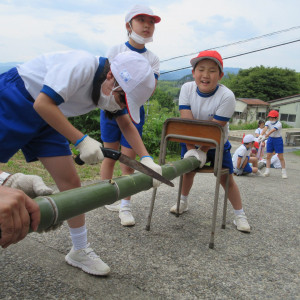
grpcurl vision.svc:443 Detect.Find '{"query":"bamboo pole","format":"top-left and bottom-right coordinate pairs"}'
top-left (35, 157), bottom-right (200, 232)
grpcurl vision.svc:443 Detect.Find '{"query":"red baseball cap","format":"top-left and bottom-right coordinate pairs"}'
top-left (190, 50), bottom-right (223, 72)
top-left (268, 110), bottom-right (279, 118)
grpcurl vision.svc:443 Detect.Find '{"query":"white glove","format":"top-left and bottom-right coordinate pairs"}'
top-left (75, 135), bottom-right (104, 165)
top-left (184, 149), bottom-right (207, 168)
top-left (140, 156), bottom-right (162, 188)
top-left (258, 135), bottom-right (265, 142)
top-left (234, 168), bottom-right (244, 176)
top-left (4, 173), bottom-right (53, 198)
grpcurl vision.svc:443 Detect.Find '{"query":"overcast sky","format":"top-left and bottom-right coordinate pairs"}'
top-left (1, 0), bottom-right (300, 72)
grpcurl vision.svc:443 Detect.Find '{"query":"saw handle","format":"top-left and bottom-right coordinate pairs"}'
top-left (74, 147), bottom-right (121, 165)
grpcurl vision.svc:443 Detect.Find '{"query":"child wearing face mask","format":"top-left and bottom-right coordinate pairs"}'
top-left (0, 50), bottom-right (161, 276)
top-left (259, 110), bottom-right (287, 178)
top-left (101, 5), bottom-right (161, 227)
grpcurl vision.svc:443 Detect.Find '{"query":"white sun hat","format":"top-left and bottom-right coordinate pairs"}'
top-left (110, 51), bottom-right (155, 124)
top-left (125, 4), bottom-right (161, 23)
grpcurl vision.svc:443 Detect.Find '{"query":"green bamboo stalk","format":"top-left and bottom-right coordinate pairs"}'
top-left (35, 157), bottom-right (200, 232)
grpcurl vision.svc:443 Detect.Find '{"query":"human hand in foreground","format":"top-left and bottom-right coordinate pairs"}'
top-left (0, 186), bottom-right (40, 248)
top-left (140, 156), bottom-right (162, 188)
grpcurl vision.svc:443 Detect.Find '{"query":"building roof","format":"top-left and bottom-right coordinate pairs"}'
top-left (237, 98), bottom-right (270, 106)
top-left (268, 94), bottom-right (300, 103)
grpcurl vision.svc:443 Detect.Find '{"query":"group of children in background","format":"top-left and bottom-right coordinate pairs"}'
top-left (0, 4), bottom-right (289, 277)
top-left (232, 111), bottom-right (287, 179)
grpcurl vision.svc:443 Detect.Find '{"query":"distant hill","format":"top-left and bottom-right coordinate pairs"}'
top-left (0, 62), bottom-right (240, 81)
top-left (159, 67), bottom-right (240, 81)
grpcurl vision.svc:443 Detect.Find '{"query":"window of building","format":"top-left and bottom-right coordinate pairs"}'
top-left (280, 114), bottom-right (296, 122)
top-left (280, 114), bottom-right (288, 121)
top-left (257, 112), bottom-right (266, 119)
top-left (288, 114), bottom-right (296, 122)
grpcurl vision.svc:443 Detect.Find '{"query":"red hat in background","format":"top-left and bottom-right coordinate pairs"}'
top-left (268, 110), bottom-right (279, 118)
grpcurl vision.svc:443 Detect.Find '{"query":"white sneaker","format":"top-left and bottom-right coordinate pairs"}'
top-left (170, 200), bottom-right (188, 215)
top-left (263, 171), bottom-right (270, 177)
top-left (105, 201), bottom-right (121, 212)
top-left (65, 245), bottom-right (110, 276)
top-left (119, 205), bottom-right (135, 226)
top-left (233, 213), bottom-right (250, 233)
top-left (282, 172), bottom-right (288, 179)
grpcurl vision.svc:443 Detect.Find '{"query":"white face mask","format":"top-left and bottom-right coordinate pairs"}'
top-left (129, 23), bottom-right (153, 44)
top-left (98, 87), bottom-right (122, 112)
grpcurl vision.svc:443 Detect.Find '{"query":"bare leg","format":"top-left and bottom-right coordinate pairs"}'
top-left (277, 153), bottom-right (286, 169)
top-left (220, 174), bottom-right (242, 210)
top-left (100, 141), bottom-right (120, 180)
top-left (181, 171), bottom-right (197, 196)
top-left (39, 156), bottom-right (83, 228)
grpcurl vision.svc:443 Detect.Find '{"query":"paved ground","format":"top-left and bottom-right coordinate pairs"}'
top-left (1, 141), bottom-right (299, 300)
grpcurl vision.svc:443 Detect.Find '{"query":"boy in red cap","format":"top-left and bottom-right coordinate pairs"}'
top-left (170, 50), bottom-right (251, 233)
top-left (259, 110), bottom-right (287, 178)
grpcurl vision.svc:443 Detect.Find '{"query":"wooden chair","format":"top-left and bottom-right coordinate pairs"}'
top-left (146, 118), bottom-right (230, 249)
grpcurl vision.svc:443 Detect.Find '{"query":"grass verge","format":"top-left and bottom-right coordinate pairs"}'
top-left (1, 151), bottom-right (180, 186)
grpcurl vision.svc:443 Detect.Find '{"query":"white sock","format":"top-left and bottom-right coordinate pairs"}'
top-left (282, 168), bottom-right (287, 173)
top-left (120, 199), bottom-right (131, 208)
top-left (69, 225), bottom-right (87, 250)
top-left (180, 195), bottom-right (188, 202)
top-left (265, 168), bottom-right (270, 173)
top-left (234, 208), bottom-right (245, 216)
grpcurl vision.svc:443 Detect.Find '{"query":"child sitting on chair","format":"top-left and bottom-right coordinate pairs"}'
top-left (169, 50), bottom-right (251, 233)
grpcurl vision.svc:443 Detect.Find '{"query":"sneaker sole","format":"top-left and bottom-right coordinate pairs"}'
top-left (65, 255), bottom-right (110, 276)
top-left (170, 208), bottom-right (188, 215)
top-left (120, 221), bottom-right (135, 226)
top-left (233, 220), bottom-right (251, 233)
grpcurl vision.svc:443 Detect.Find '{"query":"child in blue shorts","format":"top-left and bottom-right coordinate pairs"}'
top-left (259, 110), bottom-right (287, 178)
top-left (232, 134), bottom-right (263, 176)
top-left (101, 5), bottom-right (161, 227)
top-left (170, 50), bottom-right (251, 233)
top-left (0, 50), bottom-right (161, 275)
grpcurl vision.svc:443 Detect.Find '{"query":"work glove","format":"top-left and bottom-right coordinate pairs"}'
top-left (258, 135), bottom-right (266, 142)
top-left (234, 168), bottom-right (244, 176)
top-left (140, 156), bottom-right (162, 188)
top-left (75, 135), bottom-right (104, 165)
top-left (184, 149), bottom-right (207, 168)
top-left (4, 173), bottom-right (53, 198)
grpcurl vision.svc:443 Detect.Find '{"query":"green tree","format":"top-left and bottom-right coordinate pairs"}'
top-left (150, 88), bottom-right (175, 110)
top-left (220, 66), bottom-right (300, 101)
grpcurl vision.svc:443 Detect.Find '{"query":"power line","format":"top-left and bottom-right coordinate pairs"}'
top-left (160, 25), bottom-right (300, 63)
top-left (160, 38), bottom-right (300, 75)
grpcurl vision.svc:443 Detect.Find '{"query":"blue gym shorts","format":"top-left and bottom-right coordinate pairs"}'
top-left (242, 161), bottom-right (253, 174)
top-left (100, 106), bottom-right (145, 149)
top-left (0, 68), bottom-right (71, 163)
top-left (266, 136), bottom-right (284, 154)
top-left (180, 140), bottom-right (234, 174)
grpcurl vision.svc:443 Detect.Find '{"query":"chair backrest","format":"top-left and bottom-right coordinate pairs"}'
top-left (159, 118), bottom-right (226, 175)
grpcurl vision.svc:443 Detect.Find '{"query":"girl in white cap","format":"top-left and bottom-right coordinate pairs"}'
top-left (101, 5), bottom-right (161, 227)
top-left (0, 50), bottom-right (160, 275)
